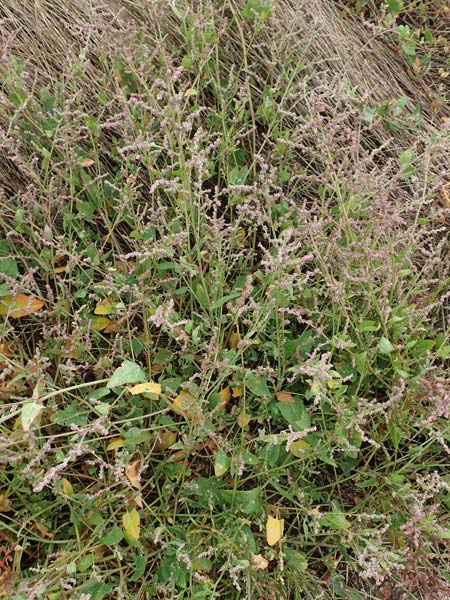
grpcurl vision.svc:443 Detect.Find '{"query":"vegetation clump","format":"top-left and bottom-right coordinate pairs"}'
top-left (0, 1), bottom-right (449, 598)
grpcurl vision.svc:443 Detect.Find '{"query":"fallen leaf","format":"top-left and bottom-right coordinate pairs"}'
top-left (127, 382), bottom-right (161, 395)
top-left (250, 553), bottom-right (269, 570)
top-left (0, 495), bottom-right (12, 512)
top-left (103, 320), bottom-right (121, 333)
top-left (0, 294), bottom-right (44, 318)
top-left (170, 391), bottom-right (203, 421)
top-left (125, 459), bottom-right (141, 489)
top-left (122, 508), bottom-right (140, 539)
top-left (276, 391), bottom-right (294, 403)
top-left (266, 515), bottom-right (284, 546)
top-left (441, 183), bottom-right (450, 208)
top-left (219, 385), bottom-right (231, 409)
top-left (80, 157), bottom-right (95, 167)
top-left (237, 411), bottom-right (251, 427)
top-left (231, 386), bottom-right (242, 398)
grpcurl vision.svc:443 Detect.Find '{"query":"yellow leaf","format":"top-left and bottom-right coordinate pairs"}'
top-left (125, 459), bottom-right (141, 489)
top-left (228, 331), bottom-right (240, 349)
top-left (103, 320), bottom-right (120, 333)
top-left (94, 297), bottom-right (115, 315)
top-left (122, 508), bottom-right (140, 539)
top-left (0, 294), bottom-right (44, 318)
top-left (250, 553), bottom-right (269, 570)
top-left (90, 315), bottom-right (112, 331)
top-left (154, 429), bottom-right (177, 451)
top-left (0, 495), bottom-right (12, 512)
top-left (218, 386), bottom-right (231, 411)
top-left (237, 411), bottom-right (251, 428)
top-left (266, 515), bottom-right (284, 546)
top-left (289, 439), bottom-right (310, 457)
top-left (34, 521), bottom-right (54, 538)
top-left (170, 391), bottom-right (203, 422)
top-left (276, 391), bottom-right (294, 403)
top-left (61, 478), bottom-right (73, 496)
top-left (127, 382), bottom-right (161, 395)
top-left (106, 438), bottom-right (125, 451)
top-left (53, 265), bottom-right (67, 274)
top-left (80, 157), bottom-right (95, 167)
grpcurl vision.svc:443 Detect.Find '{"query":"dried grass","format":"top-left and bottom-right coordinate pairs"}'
top-left (0, 0), bottom-right (448, 200)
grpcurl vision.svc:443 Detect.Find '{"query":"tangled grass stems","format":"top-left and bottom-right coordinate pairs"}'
top-left (0, 1), bottom-right (449, 599)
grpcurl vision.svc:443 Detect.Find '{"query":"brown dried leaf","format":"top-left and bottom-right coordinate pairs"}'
top-left (125, 459), bottom-right (141, 489)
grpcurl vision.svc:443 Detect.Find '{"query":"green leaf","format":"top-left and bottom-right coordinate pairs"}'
top-left (437, 345), bottom-right (450, 359)
top-left (227, 165), bottom-right (249, 185)
top-left (277, 401), bottom-right (310, 429)
top-left (98, 526), bottom-right (123, 546)
top-left (321, 511), bottom-right (351, 530)
top-left (399, 148), bottom-right (413, 166)
top-left (106, 360), bottom-right (146, 388)
top-left (214, 450), bottom-right (231, 477)
top-left (242, 0), bottom-right (272, 20)
top-left (131, 553), bottom-right (148, 581)
top-left (79, 582), bottom-right (112, 600)
top-left (0, 258), bottom-right (18, 278)
top-left (388, 421), bottom-right (402, 450)
top-left (21, 402), bottom-right (44, 432)
top-left (378, 336), bottom-right (395, 354)
top-left (402, 41), bottom-right (416, 56)
top-left (246, 372), bottom-right (270, 397)
top-left (221, 487), bottom-right (262, 514)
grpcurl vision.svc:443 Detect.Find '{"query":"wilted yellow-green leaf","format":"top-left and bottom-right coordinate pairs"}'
top-left (94, 297), bottom-right (115, 315)
top-left (106, 438), bottom-right (125, 451)
top-left (90, 315), bottom-right (112, 331)
top-left (61, 478), bottom-right (73, 496)
top-left (34, 521), bottom-right (54, 538)
top-left (127, 382), bottom-right (161, 395)
top-left (170, 391), bottom-right (203, 421)
top-left (21, 401), bottom-right (44, 432)
top-left (53, 265), bottom-right (67, 274)
top-left (289, 439), bottom-right (310, 457)
top-left (228, 331), bottom-right (240, 349)
top-left (125, 459), bottom-right (141, 489)
top-left (266, 515), bottom-right (284, 546)
top-left (0, 294), bottom-right (44, 318)
top-left (219, 386), bottom-right (231, 410)
top-left (122, 508), bottom-right (140, 539)
top-left (154, 429), bottom-right (177, 451)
